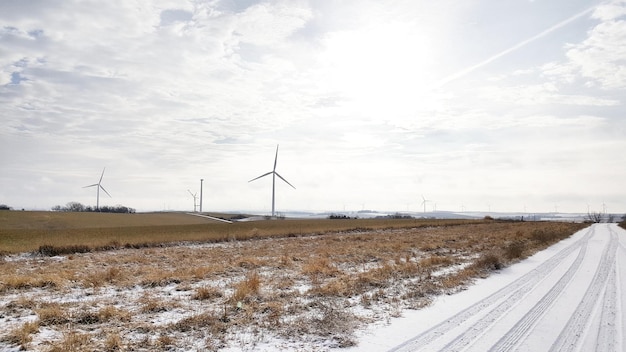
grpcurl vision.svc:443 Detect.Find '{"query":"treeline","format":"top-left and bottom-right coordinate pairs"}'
top-left (52, 202), bottom-right (135, 213)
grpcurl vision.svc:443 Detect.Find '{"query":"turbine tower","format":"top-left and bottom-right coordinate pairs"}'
top-left (200, 179), bottom-right (204, 213)
top-left (188, 190), bottom-right (198, 212)
top-left (249, 145), bottom-right (295, 217)
top-left (83, 167), bottom-right (111, 210)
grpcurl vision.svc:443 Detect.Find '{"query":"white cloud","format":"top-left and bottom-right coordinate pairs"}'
top-left (592, 0), bottom-right (626, 21)
top-left (234, 2), bottom-right (312, 46)
top-left (478, 83), bottom-right (620, 106)
top-left (565, 20), bottom-right (626, 89)
top-left (541, 6), bottom-right (626, 90)
top-left (1, 0), bottom-right (625, 214)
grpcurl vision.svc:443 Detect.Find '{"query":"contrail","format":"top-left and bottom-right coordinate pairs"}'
top-left (436, 5), bottom-right (596, 88)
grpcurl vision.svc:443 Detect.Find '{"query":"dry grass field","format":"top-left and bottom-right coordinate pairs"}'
top-left (0, 211), bottom-right (478, 254)
top-left (0, 211), bottom-right (587, 351)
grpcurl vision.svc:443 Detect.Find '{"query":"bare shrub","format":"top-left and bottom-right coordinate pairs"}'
top-left (438, 273), bottom-right (470, 293)
top-left (302, 256), bottom-right (341, 281)
top-left (38, 244), bottom-right (91, 256)
top-left (1, 274), bottom-right (61, 291)
top-left (140, 270), bottom-right (181, 287)
top-left (1, 321), bottom-right (39, 348)
top-left (104, 331), bottom-right (124, 351)
top-left (76, 311), bottom-right (101, 324)
top-left (278, 254), bottom-right (294, 268)
top-left (96, 241), bottom-right (122, 251)
top-left (529, 224), bottom-right (575, 245)
top-left (530, 229), bottom-right (552, 243)
top-left (98, 306), bottom-right (131, 322)
top-left (48, 331), bottom-right (91, 352)
top-left (311, 277), bottom-right (350, 297)
top-left (157, 334), bottom-right (176, 348)
top-left (469, 252), bottom-right (504, 274)
top-left (261, 301), bottom-right (284, 326)
top-left (283, 300), bottom-right (357, 347)
top-left (236, 257), bottom-right (262, 269)
top-left (36, 303), bottom-right (70, 325)
top-left (170, 311), bottom-right (228, 336)
top-left (230, 272), bottom-right (261, 304)
top-left (504, 241), bottom-right (526, 260)
top-left (192, 285), bottom-right (223, 301)
top-left (419, 255), bottom-right (455, 268)
top-left (139, 294), bottom-right (170, 313)
top-left (1, 275), bottom-right (32, 290)
top-left (4, 296), bottom-right (37, 313)
top-left (82, 267), bottom-right (122, 288)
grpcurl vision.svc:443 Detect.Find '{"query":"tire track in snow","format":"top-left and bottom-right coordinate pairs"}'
top-left (596, 261), bottom-right (617, 352)
top-left (479, 231), bottom-right (589, 352)
top-left (594, 224), bottom-right (619, 352)
top-left (389, 226), bottom-right (595, 352)
top-left (549, 224), bottom-right (618, 352)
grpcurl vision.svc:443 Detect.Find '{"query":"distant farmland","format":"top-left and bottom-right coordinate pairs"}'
top-left (0, 211), bottom-right (481, 254)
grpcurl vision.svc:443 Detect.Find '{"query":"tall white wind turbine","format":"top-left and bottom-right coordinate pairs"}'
top-left (248, 145), bottom-right (295, 217)
top-left (83, 168), bottom-right (111, 210)
top-left (188, 190), bottom-right (198, 212)
top-left (420, 195), bottom-right (430, 213)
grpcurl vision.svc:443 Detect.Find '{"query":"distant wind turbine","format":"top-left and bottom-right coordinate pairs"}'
top-left (188, 190), bottom-right (198, 212)
top-left (420, 195), bottom-right (430, 213)
top-left (249, 145), bottom-right (295, 217)
top-left (83, 168), bottom-right (111, 210)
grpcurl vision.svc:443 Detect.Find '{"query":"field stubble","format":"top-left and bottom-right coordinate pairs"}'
top-left (0, 218), bottom-right (586, 351)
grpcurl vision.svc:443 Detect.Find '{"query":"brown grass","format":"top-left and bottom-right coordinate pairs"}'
top-left (170, 310), bottom-right (228, 335)
top-left (230, 272), bottom-right (261, 304)
top-left (0, 219), bottom-right (588, 350)
top-left (1, 321), bottom-right (39, 349)
top-left (1, 273), bottom-right (63, 291)
top-left (36, 302), bottom-right (70, 326)
top-left (139, 294), bottom-right (172, 313)
top-left (103, 331), bottom-right (124, 351)
top-left (192, 285), bottom-right (223, 301)
top-left (97, 306), bottom-right (132, 322)
top-left (0, 211), bottom-right (481, 254)
top-left (48, 331), bottom-right (92, 352)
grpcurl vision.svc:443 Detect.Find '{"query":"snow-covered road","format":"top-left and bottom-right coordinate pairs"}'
top-left (344, 223), bottom-right (626, 352)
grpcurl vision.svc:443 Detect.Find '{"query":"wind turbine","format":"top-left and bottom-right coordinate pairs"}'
top-left (83, 168), bottom-right (111, 210)
top-left (249, 145), bottom-right (295, 218)
top-left (188, 190), bottom-right (198, 212)
top-left (420, 195), bottom-right (430, 213)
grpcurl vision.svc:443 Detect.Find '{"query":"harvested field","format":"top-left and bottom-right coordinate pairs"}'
top-left (0, 215), bottom-right (587, 351)
top-left (0, 211), bottom-right (480, 254)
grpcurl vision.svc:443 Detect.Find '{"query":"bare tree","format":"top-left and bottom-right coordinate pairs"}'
top-left (586, 211), bottom-right (604, 223)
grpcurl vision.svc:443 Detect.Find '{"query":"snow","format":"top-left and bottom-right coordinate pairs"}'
top-left (2, 223), bottom-right (623, 351)
top-left (339, 223), bottom-right (624, 352)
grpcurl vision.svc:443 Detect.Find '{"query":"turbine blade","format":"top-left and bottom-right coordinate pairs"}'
top-left (275, 172), bottom-right (296, 189)
top-left (100, 185), bottom-right (112, 197)
top-left (83, 184), bottom-right (98, 188)
top-left (99, 167), bottom-right (106, 183)
top-left (248, 171), bottom-right (273, 183)
top-left (273, 145), bottom-right (279, 171)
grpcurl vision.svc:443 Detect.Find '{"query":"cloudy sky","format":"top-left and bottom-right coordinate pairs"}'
top-left (1, 0), bottom-right (625, 215)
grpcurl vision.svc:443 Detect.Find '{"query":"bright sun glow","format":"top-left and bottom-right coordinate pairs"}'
top-left (318, 22), bottom-right (442, 118)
